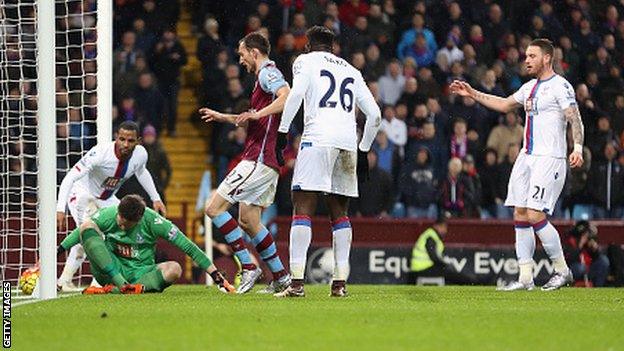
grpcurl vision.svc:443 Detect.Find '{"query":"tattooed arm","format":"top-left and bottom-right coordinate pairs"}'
top-left (564, 105), bottom-right (585, 168)
top-left (449, 80), bottom-right (521, 113)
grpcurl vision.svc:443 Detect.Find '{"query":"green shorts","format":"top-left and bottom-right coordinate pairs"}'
top-left (90, 253), bottom-right (158, 285)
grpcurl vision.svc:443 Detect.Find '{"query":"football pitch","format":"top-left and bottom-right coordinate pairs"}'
top-left (11, 285), bottom-right (623, 351)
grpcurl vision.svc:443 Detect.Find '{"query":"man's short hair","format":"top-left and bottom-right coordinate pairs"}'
top-left (239, 32), bottom-right (270, 55)
top-left (118, 194), bottom-right (146, 222)
top-left (118, 121), bottom-right (140, 136)
top-left (306, 25), bottom-right (335, 51)
top-left (529, 38), bottom-right (554, 62)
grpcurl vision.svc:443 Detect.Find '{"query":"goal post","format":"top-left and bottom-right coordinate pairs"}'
top-left (37, 0), bottom-right (58, 300)
top-left (0, 0), bottom-right (112, 299)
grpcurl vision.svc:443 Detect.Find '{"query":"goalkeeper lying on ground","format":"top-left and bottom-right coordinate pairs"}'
top-left (57, 194), bottom-right (235, 294)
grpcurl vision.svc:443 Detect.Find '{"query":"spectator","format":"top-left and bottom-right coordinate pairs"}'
top-left (114, 31), bottom-right (143, 75)
top-left (142, 125), bottom-right (172, 203)
top-left (150, 29), bottom-right (188, 137)
top-left (134, 72), bottom-right (165, 133)
top-left (133, 18), bottom-right (157, 54)
top-left (567, 144), bottom-right (593, 220)
top-left (609, 94), bottom-right (624, 135)
top-left (564, 221), bottom-right (610, 287)
top-left (439, 157), bottom-right (474, 218)
top-left (587, 142), bottom-right (624, 219)
top-left (275, 32), bottom-right (300, 81)
top-left (372, 130), bottom-right (396, 175)
top-left (468, 24), bottom-right (494, 67)
top-left (338, 0), bottom-right (369, 28)
top-left (399, 146), bottom-right (437, 219)
top-left (589, 116), bottom-right (616, 157)
top-left (197, 18), bottom-right (223, 70)
top-left (479, 148), bottom-right (500, 219)
top-left (114, 54), bottom-right (150, 103)
top-left (352, 151), bottom-right (394, 218)
top-left (290, 13), bottom-right (309, 51)
top-left (378, 59), bottom-right (405, 105)
top-left (397, 13), bottom-right (437, 62)
top-left (496, 143), bottom-right (520, 219)
top-left (364, 43), bottom-right (386, 81)
top-left (380, 105), bottom-right (407, 154)
top-left (367, 3), bottom-right (395, 52)
top-left (346, 16), bottom-right (373, 55)
top-left (398, 77), bottom-right (426, 115)
top-left (436, 36), bottom-right (464, 71)
top-left (486, 111), bottom-right (524, 164)
top-left (461, 155), bottom-right (481, 218)
top-left (449, 118), bottom-right (477, 160)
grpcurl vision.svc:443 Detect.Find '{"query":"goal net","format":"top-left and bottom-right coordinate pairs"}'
top-left (0, 0), bottom-right (111, 299)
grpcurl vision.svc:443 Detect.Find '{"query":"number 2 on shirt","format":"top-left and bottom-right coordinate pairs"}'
top-left (318, 70), bottom-right (354, 112)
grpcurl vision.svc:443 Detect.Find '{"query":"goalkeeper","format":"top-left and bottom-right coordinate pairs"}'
top-left (57, 194), bottom-right (234, 294)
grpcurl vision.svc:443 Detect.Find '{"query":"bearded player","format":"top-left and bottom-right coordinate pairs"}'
top-left (199, 32), bottom-right (291, 294)
top-left (57, 194), bottom-right (234, 294)
top-left (450, 38), bottom-right (584, 291)
top-left (56, 121), bottom-right (166, 291)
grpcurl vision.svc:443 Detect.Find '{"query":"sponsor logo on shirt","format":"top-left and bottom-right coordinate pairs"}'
top-left (167, 226), bottom-right (178, 241)
top-left (101, 177), bottom-right (122, 190)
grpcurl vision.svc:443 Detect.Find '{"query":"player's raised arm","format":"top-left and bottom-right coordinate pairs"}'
top-left (449, 80), bottom-right (520, 113)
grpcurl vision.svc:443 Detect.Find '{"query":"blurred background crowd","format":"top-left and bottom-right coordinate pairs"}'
top-left (5, 0), bottom-right (624, 221)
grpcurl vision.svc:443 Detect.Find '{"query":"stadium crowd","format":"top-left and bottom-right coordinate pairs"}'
top-left (190, 0), bottom-right (624, 221)
top-left (5, 0), bottom-right (624, 222)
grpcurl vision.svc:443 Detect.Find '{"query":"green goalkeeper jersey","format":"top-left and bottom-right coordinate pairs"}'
top-left (61, 206), bottom-right (211, 271)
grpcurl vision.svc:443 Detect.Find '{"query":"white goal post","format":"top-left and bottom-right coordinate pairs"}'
top-left (0, 0), bottom-right (112, 299)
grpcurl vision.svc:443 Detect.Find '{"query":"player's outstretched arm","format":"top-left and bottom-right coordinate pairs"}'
top-left (199, 107), bottom-right (242, 126)
top-left (564, 105), bottom-right (585, 168)
top-left (236, 85), bottom-right (291, 125)
top-left (135, 163), bottom-right (166, 216)
top-left (159, 221), bottom-right (235, 292)
top-left (449, 80), bottom-right (520, 113)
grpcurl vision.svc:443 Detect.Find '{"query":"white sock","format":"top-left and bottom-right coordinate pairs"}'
top-left (514, 222), bottom-right (535, 284)
top-left (331, 217), bottom-right (352, 281)
top-left (289, 216), bottom-right (312, 280)
top-left (533, 219), bottom-right (568, 273)
top-left (58, 244), bottom-right (86, 284)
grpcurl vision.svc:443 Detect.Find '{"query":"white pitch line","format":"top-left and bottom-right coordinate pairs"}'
top-left (13, 293), bottom-right (80, 307)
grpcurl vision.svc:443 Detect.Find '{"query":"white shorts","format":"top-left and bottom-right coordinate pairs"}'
top-left (68, 186), bottom-right (119, 225)
top-left (216, 160), bottom-right (278, 208)
top-left (291, 143), bottom-right (358, 197)
top-left (504, 152), bottom-right (567, 215)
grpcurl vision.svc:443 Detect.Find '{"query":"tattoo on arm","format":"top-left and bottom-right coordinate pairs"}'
top-left (564, 105), bottom-right (584, 146)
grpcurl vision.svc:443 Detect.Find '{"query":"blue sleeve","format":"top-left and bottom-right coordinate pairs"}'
top-left (259, 66), bottom-right (288, 95)
top-left (396, 30), bottom-right (415, 61)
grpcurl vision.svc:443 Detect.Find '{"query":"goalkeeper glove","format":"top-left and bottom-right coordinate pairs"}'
top-left (57, 245), bottom-right (66, 256)
top-left (357, 150), bottom-right (369, 183)
top-left (275, 132), bottom-right (288, 166)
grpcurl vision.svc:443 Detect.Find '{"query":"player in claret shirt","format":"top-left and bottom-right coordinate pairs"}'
top-left (199, 32), bottom-right (291, 294)
top-left (57, 194), bottom-right (234, 294)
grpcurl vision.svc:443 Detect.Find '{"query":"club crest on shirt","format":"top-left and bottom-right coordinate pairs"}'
top-left (525, 97), bottom-right (538, 115)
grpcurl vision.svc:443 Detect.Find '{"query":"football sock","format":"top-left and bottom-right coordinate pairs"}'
top-left (80, 228), bottom-right (127, 287)
top-left (212, 211), bottom-right (256, 271)
top-left (289, 215), bottom-right (312, 282)
top-left (58, 244), bottom-right (86, 284)
top-left (331, 216), bottom-right (352, 282)
top-left (514, 221), bottom-right (535, 284)
top-left (135, 269), bottom-right (168, 292)
top-left (252, 226), bottom-right (288, 280)
top-left (532, 219), bottom-right (568, 273)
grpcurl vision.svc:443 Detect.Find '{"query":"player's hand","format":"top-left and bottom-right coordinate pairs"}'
top-left (357, 150), bottom-right (369, 183)
top-left (153, 200), bottom-right (167, 216)
top-left (449, 80), bottom-right (474, 97)
top-left (199, 108), bottom-right (221, 123)
top-left (275, 132), bottom-right (288, 166)
top-left (236, 110), bottom-right (260, 125)
top-left (56, 211), bottom-right (66, 231)
top-left (569, 150), bottom-right (584, 168)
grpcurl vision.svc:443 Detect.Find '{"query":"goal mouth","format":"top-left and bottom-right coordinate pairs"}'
top-left (1, 0), bottom-right (112, 299)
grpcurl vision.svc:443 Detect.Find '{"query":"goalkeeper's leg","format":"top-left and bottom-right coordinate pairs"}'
top-left (80, 228), bottom-right (129, 288)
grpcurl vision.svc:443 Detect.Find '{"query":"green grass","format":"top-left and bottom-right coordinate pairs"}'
top-left (11, 285), bottom-right (624, 351)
